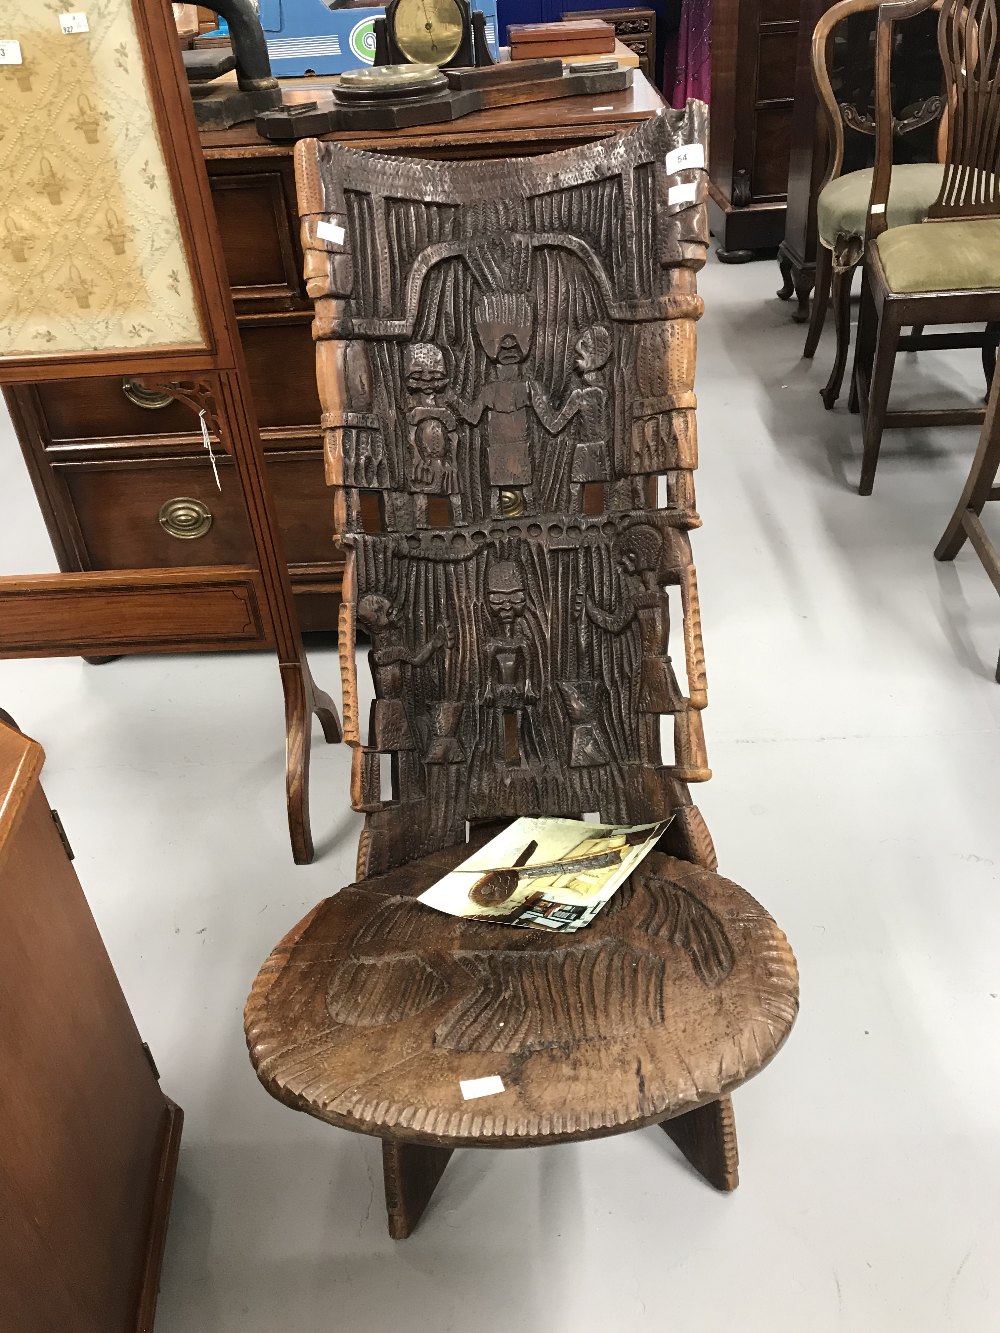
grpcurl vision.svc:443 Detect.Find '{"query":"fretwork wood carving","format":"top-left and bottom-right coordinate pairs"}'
top-left (246, 107), bottom-right (799, 1239)
top-left (297, 106), bottom-right (715, 879)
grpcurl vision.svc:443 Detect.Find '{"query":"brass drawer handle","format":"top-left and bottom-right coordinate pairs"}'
top-left (158, 497), bottom-right (213, 540)
top-left (123, 377), bottom-right (174, 410)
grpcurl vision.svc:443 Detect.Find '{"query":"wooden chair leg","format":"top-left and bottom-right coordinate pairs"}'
top-left (661, 1095), bottom-right (739, 1191)
top-left (982, 321), bottom-right (1000, 394)
top-left (858, 304), bottom-right (901, 496)
top-left (803, 245), bottom-right (832, 359)
top-left (382, 1139), bottom-right (454, 1239)
top-left (936, 372), bottom-right (1000, 562)
top-left (820, 263), bottom-right (855, 410)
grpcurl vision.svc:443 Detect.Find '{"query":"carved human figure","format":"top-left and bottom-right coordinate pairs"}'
top-left (482, 553), bottom-right (539, 765)
top-left (576, 525), bottom-right (684, 756)
top-left (404, 343), bottom-right (463, 524)
top-left (358, 592), bottom-right (448, 752)
top-left (455, 292), bottom-right (537, 516)
top-left (532, 325), bottom-right (613, 512)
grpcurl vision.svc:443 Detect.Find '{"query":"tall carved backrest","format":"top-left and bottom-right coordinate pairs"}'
top-left (929, 0), bottom-right (1000, 215)
top-left (296, 108), bottom-right (715, 878)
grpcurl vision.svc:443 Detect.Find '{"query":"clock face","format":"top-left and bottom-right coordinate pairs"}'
top-left (393, 0), bottom-right (464, 66)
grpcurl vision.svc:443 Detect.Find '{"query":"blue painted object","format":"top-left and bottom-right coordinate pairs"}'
top-left (217, 0), bottom-right (501, 77)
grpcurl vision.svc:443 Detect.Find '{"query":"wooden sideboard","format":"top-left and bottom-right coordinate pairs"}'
top-left (0, 719), bottom-right (181, 1333)
top-left (3, 74), bottom-right (665, 640)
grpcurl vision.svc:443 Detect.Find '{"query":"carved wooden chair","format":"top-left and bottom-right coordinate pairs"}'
top-left (803, 0), bottom-right (945, 408)
top-left (245, 107), bottom-right (799, 1239)
top-left (853, 0), bottom-right (1000, 494)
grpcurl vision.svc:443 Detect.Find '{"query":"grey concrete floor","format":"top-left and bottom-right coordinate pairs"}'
top-left (2, 251), bottom-right (999, 1332)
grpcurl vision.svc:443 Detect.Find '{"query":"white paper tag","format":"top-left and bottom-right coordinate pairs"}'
top-left (460, 1075), bottom-right (505, 1100)
top-left (593, 104), bottom-right (614, 111)
top-left (668, 181), bottom-right (699, 206)
top-left (0, 38), bottom-right (23, 63)
top-left (59, 12), bottom-right (89, 33)
top-left (870, 202), bottom-right (886, 214)
top-left (666, 142), bottom-right (705, 174)
top-left (316, 219), bottom-right (345, 245)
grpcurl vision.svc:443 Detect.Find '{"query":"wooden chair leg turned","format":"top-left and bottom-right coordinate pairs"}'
top-left (821, 262), bottom-right (856, 410)
top-left (382, 1140), bottom-right (455, 1239)
top-left (803, 245), bottom-right (833, 360)
top-left (661, 1095), bottom-right (740, 1192)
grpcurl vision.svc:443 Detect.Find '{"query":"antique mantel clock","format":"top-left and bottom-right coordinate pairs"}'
top-left (373, 0), bottom-right (496, 68)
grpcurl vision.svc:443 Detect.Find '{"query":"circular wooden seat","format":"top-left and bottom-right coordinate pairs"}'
top-left (245, 848), bottom-right (798, 1147)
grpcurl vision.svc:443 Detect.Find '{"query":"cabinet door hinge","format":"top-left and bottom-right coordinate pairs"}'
top-left (51, 809), bottom-right (74, 861)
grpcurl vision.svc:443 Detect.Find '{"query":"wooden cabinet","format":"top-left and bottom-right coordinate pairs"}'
top-left (708, 0), bottom-right (804, 258)
top-left (3, 77), bottom-right (665, 644)
top-left (0, 720), bottom-right (181, 1333)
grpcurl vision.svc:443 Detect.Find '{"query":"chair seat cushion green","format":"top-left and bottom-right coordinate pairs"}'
top-left (817, 163), bottom-right (945, 250)
top-left (876, 217), bottom-right (1000, 292)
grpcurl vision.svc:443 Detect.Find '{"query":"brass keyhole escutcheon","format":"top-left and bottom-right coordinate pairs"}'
top-left (122, 377), bottom-right (175, 410)
top-left (158, 497), bottom-right (213, 540)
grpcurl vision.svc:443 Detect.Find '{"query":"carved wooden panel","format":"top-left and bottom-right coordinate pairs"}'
top-left (296, 106), bottom-right (714, 878)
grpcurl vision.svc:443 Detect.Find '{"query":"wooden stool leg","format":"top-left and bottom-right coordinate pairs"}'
top-left (382, 1139), bottom-right (454, 1239)
top-left (821, 263), bottom-right (855, 410)
top-left (858, 304), bottom-right (900, 496)
top-left (936, 372), bottom-right (1000, 562)
top-left (661, 1095), bottom-right (739, 1191)
top-left (803, 244), bottom-right (832, 359)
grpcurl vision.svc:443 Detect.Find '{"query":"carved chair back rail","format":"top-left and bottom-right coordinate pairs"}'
top-left (245, 108), bottom-right (798, 1239)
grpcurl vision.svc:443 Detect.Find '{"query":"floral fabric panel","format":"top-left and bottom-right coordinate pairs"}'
top-left (0, 0), bottom-right (204, 356)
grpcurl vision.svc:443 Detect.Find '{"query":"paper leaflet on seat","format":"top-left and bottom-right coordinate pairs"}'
top-left (417, 815), bottom-right (673, 932)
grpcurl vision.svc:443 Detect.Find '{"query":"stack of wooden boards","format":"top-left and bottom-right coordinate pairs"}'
top-left (508, 18), bottom-right (615, 60)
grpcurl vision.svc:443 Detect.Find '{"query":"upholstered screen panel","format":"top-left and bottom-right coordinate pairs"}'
top-left (0, 0), bottom-right (204, 356)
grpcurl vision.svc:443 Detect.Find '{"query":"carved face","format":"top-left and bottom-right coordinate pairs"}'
top-left (574, 325), bottom-right (612, 375)
top-left (614, 525), bottom-right (663, 577)
top-left (357, 593), bottom-right (396, 634)
top-left (404, 343), bottom-right (448, 395)
top-left (487, 560), bottom-right (527, 626)
top-left (473, 292), bottom-right (534, 363)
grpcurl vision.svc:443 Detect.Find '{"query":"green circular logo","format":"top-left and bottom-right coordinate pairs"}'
top-left (349, 18), bottom-right (377, 64)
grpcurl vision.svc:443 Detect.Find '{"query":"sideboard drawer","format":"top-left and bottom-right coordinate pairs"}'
top-left (35, 322), bottom-right (321, 446)
top-left (57, 452), bottom-right (337, 572)
top-left (209, 162), bottom-right (308, 314)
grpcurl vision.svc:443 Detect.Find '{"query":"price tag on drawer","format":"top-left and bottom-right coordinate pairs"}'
top-left (317, 220), bottom-right (346, 245)
top-left (0, 39), bottom-right (23, 63)
top-left (666, 143), bottom-right (705, 174)
top-left (59, 12), bottom-right (90, 33)
top-left (668, 181), bottom-right (699, 206)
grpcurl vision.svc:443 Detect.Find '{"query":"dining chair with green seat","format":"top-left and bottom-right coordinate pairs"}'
top-left (852, 0), bottom-right (1000, 495)
top-left (802, 0), bottom-right (945, 408)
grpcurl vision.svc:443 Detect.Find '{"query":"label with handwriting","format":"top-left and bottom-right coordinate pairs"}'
top-left (666, 142), bottom-right (705, 174)
top-left (0, 39), bottom-right (23, 63)
top-left (59, 12), bottom-right (89, 33)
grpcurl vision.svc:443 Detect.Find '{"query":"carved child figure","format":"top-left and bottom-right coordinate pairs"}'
top-left (483, 552), bottom-right (539, 765)
top-left (404, 343), bottom-right (463, 524)
top-left (532, 325), bottom-right (613, 512)
top-left (456, 292), bottom-right (537, 517)
top-left (357, 592), bottom-right (449, 753)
